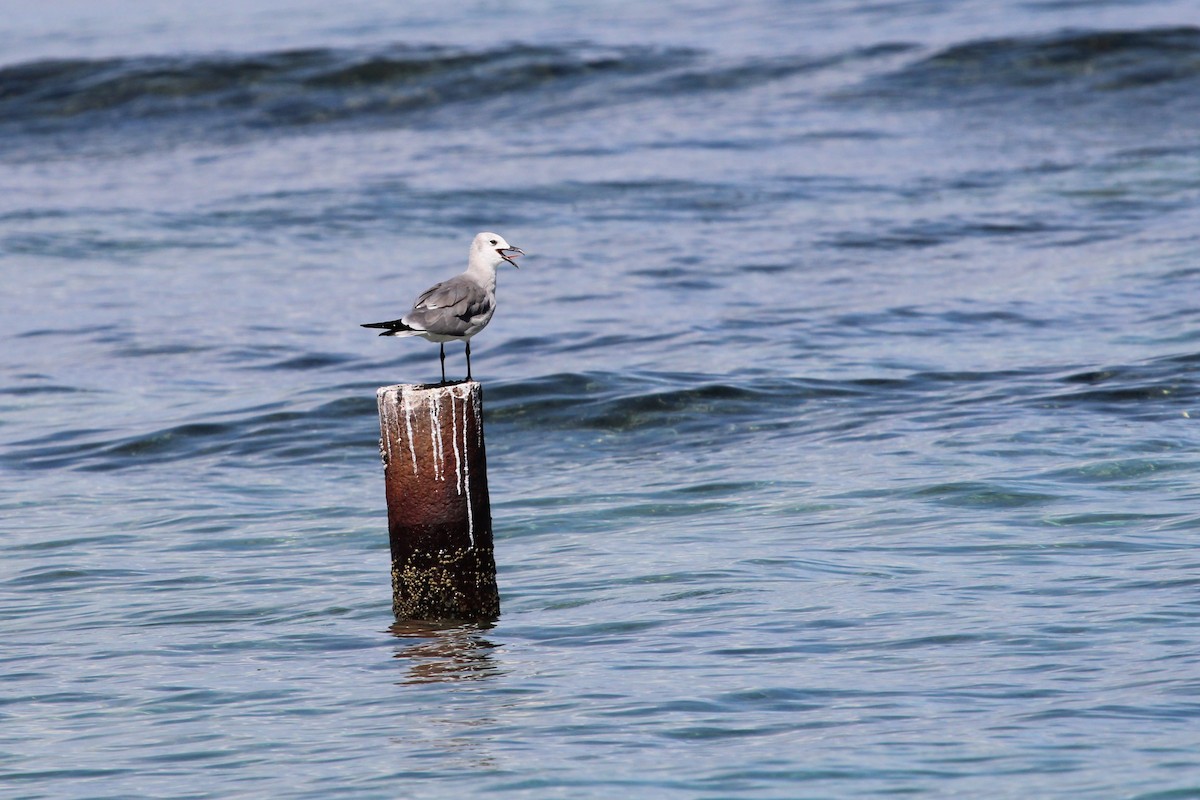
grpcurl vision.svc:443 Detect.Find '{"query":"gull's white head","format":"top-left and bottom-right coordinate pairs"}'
top-left (471, 231), bottom-right (524, 271)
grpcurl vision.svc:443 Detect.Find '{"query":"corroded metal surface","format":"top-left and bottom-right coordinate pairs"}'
top-left (377, 381), bottom-right (499, 620)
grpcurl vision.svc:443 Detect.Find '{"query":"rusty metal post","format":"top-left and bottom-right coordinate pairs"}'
top-left (376, 381), bottom-right (499, 621)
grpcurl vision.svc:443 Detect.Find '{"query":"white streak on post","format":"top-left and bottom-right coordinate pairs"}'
top-left (450, 386), bottom-right (462, 496)
top-left (428, 391), bottom-right (442, 481)
top-left (403, 389), bottom-right (418, 474)
top-left (473, 386), bottom-right (484, 449)
top-left (461, 389), bottom-right (474, 546)
top-left (378, 388), bottom-right (395, 467)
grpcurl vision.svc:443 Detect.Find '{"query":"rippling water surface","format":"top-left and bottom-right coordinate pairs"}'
top-left (4, 1), bottom-right (1200, 797)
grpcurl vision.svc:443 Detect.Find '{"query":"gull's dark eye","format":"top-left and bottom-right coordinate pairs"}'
top-left (489, 239), bottom-right (497, 245)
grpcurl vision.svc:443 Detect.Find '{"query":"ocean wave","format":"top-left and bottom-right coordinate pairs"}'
top-left (8, 354), bottom-right (1194, 473)
top-left (637, 42), bottom-right (914, 95)
top-left (862, 26), bottom-right (1200, 104)
top-left (486, 371), bottom-right (903, 433)
top-left (1046, 353), bottom-right (1200, 417)
top-left (0, 43), bottom-right (695, 141)
top-left (2, 371), bottom-right (877, 472)
top-left (0, 39), bottom-right (917, 150)
top-left (3, 394), bottom-right (378, 472)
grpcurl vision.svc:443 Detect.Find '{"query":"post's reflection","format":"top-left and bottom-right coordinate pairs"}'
top-left (388, 619), bottom-right (502, 684)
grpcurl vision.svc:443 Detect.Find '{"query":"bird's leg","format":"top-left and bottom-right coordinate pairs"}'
top-left (465, 340), bottom-right (472, 382)
top-left (439, 344), bottom-right (446, 384)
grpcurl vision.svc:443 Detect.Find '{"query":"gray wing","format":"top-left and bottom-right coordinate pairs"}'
top-left (404, 275), bottom-right (492, 336)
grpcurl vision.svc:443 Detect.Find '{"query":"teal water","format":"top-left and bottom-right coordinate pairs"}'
top-left (3, 2), bottom-right (1200, 797)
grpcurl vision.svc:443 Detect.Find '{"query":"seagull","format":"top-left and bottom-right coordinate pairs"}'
top-left (361, 232), bottom-right (523, 383)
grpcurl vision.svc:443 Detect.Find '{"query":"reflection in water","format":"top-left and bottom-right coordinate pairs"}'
top-left (388, 620), bottom-right (502, 684)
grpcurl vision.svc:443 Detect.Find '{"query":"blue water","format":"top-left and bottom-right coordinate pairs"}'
top-left (4, 1), bottom-right (1200, 797)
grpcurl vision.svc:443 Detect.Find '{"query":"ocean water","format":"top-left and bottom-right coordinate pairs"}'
top-left (3, 1), bottom-right (1200, 797)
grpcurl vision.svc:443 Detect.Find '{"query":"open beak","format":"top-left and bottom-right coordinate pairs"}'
top-left (498, 246), bottom-right (524, 268)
